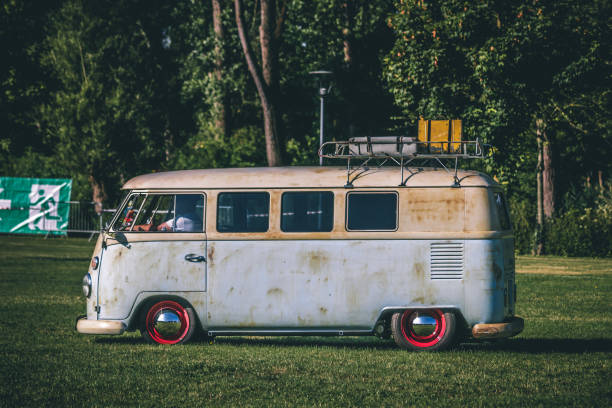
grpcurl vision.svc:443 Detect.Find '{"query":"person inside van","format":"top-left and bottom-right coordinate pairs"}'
top-left (157, 195), bottom-right (203, 232)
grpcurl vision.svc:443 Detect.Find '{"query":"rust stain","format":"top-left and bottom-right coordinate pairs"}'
top-left (305, 250), bottom-right (329, 272)
top-left (414, 263), bottom-right (425, 280)
top-left (267, 288), bottom-right (283, 296)
top-left (319, 307), bottom-right (328, 314)
top-left (400, 189), bottom-right (464, 232)
top-left (208, 245), bottom-right (215, 266)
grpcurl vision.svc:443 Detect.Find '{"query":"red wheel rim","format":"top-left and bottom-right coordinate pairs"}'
top-left (400, 309), bottom-right (446, 348)
top-left (145, 300), bottom-right (190, 345)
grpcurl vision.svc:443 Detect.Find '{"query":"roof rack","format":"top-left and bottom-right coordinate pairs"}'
top-left (317, 137), bottom-right (486, 188)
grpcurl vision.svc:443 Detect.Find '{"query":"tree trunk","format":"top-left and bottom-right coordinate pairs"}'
top-left (342, 0), bottom-right (356, 138)
top-left (89, 175), bottom-right (107, 215)
top-left (234, 0), bottom-right (282, 166)
top-left (542, 129), bottom-right (555, 219)
top-left (534, 119), bottom-right (544, 255)
top-left (342, 0), bottom-right (354, 68)
top-left (598, 170), bottom-right (604, 189)
top-left (212, 0), bottom-right (227, 139)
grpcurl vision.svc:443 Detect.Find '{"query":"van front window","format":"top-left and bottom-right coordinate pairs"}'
top-left (113, 193), bottom-right (146, 231)
top-left (113, 194), bottom-right (204, 232)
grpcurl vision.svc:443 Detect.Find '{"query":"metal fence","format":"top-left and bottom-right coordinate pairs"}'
top-left (66, 201), bottom-right (116, 238)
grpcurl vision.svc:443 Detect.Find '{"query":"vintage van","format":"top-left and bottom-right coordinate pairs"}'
top-left (76, 165), bottom-right (523, 350)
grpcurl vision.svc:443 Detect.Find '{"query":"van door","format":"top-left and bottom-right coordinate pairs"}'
top-left (97, 193), bottom-right (207, 323)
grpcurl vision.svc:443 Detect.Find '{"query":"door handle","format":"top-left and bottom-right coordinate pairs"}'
top-left (184, 253), bottom-right (206, 263)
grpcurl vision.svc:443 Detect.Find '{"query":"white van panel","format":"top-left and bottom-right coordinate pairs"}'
top-left (97, 240), bottom-right (206, 320)
top-left (206, 239), bottom-right (477, 329)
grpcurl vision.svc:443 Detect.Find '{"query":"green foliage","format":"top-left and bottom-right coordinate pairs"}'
top-left (34, 0), bottom-right (193, 204)
top-left (173, 125), bottom-right (267, 170)
top-left (511, 185), bottom-right (612, 257)
top-left (384, 0), bottom-right (611, 256)
top-left (545, 187), bottom-right (612, 257)
top-left (509, 198), bottom-right (536, 255)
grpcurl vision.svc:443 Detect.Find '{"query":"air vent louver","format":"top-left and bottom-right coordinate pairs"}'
top-left (430, 242), bottom-right (464, 279)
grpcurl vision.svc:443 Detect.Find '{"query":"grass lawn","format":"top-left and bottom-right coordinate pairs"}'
top-left (0, 235), bottom-right (610, 407)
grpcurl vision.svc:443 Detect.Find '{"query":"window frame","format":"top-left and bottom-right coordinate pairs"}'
top-left (280, 191), bottom-right (334, 233)
top-left (110, 191), bottom-right (206, 233)
top-left (345, 191), bottom-right (399, 232)
top-left (216, 191), bottom-right (270, 233)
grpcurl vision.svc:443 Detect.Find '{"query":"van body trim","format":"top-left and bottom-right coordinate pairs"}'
top-left (207, 329), bottom-right (373, 336)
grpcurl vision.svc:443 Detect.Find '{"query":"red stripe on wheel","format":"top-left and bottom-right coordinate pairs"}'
top-left (400, 309), bottom-right (446, 348)
top-left (145, 300), bottom-right (190, 345)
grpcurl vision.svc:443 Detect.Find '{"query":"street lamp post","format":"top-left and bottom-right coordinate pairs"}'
top-left (309, 70), bottom-right (333, 166)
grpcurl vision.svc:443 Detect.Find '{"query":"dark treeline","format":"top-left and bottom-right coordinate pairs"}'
top-left (1, 0), bottom-right (610, 256)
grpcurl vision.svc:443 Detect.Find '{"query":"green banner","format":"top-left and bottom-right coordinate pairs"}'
top-left (0, 177), bottom-right (72, 235)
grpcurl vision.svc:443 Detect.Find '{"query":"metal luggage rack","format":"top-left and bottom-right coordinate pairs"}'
top-left (317, 137), bottom-right (487, 188)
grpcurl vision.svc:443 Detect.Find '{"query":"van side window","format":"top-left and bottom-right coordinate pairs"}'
top-left (217, 192), bottom-right (269, 232)
top-left (281, 192), bottom-right (334, 232)
top-left (346, 192), bottom-right (398, 231)
top-left (494, 192), bottom-right (511, 230)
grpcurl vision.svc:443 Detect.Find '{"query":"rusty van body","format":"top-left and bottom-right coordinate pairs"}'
top-left (76, 166), bottom-right (523, 350)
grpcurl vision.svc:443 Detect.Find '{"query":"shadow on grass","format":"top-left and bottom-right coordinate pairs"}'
top-left (458, 338), bottom-right (612, 354)
top-left (94, 334), bottom-right (397, 349)
top-left (95, 335), bottom-right (612, 353)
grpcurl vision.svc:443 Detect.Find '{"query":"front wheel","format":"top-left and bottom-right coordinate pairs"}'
top-left (391, 309), bottom-right (456, 351)
top-left (141, 300), bottom-right (196, 345)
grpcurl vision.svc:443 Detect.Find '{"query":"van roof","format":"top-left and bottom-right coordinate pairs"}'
top-left (123, 166), bottom-right (498, 190)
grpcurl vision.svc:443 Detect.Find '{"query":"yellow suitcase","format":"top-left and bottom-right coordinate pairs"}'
top-left (417, 119), bottom-right (462, 153)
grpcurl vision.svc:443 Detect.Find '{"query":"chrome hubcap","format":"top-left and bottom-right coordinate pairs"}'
top-left (153, 310), bottom-right (182, 338)
top-left (411, 314), bottom-right (438, 337)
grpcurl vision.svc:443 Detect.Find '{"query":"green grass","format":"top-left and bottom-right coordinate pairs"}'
top-left (0, 235), bottom-right (610, 407)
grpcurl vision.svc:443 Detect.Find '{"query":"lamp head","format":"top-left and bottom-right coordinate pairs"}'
top-left (309, 70), bottom-right (333, 96)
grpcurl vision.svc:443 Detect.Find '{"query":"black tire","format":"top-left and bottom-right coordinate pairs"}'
top-left (391, 309), bottom-right (456, 351)
top-left (140, 300), bottom-right (196, 345)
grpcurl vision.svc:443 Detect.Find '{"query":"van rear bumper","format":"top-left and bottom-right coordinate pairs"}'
top-left (471, 316), bottom-right (524, 339)
top-left (76, 316), bottom-right (126, 335)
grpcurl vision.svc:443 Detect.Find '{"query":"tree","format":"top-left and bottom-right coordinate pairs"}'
top-left (0, 0), bottom-right (63, 175)
top-left (384, 0), bottom-right (611, 254)
top-left (212, 0), bottom-right (228, 139)
top-left (234, 0), bottom-right (284, 166)
top-left (39, 0), bottom-right (187, 206)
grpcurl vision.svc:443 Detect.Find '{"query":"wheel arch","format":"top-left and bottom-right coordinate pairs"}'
top-left (127, 293), bottom-right (201, 332)
top-left (374, 306), bottom-right (468, 333)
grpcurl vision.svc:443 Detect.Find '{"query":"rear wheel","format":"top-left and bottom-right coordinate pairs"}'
top-left (391, 309), bottom-right (456, 351)
top-left (141, 300), bottom-right (196, 345)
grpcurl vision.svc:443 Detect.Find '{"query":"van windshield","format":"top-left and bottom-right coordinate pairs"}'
top-left (494, 192), bottom-right (511, 230)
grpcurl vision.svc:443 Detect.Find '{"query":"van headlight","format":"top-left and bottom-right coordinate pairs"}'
top-left (82, 273), bottom-right (92, 298)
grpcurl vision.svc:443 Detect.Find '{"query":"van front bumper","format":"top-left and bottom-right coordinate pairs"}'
top-left (76, 316), bottom-right (126, 335)
top-left (471, 316), bottom-right (524, 339)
